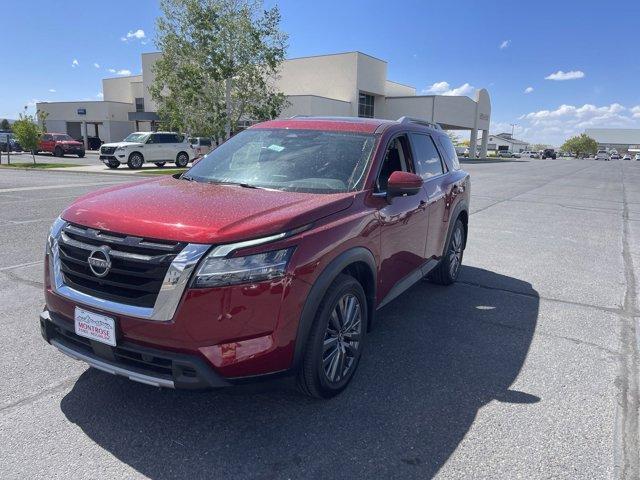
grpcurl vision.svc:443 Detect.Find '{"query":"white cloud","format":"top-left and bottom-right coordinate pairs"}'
top-left (71, 59), bottom-right (79, 68)
top-left (121, 29), bottom-right (146, 42)
top-left (510, 102), bottom-right (640, 146)
top-left (545, 70), bottom-right (585, 81)
top-left (422, 81), bottom-right (475, 97)
top-left (96, 92), bottom-right (104, 99)
top-left (93, 62), bottom-right (100, 68)
top-left (48, 88), bottom-right (56, 93)
top-left (108, 68), bottom-right (116, 73)
top-left (499, 40), bottom-right (510, 50)
top-left (115, 69), bottom-right (132, 76)
top-left (524, 86), bottom-right (534, 94)
top-left (26, 98), bottom-right (40, 108)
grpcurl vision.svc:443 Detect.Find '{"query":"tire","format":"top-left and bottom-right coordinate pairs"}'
top-left (430, 218), bottom-right (465, 285)
top-left (175, 152), bottom-right (189, 168)
top-left (54, 146), bottom-right (63, 157)
top-left (297, 274), bottom-right (367, 399)
top-left (154, 162), bottom-right (166, 168)
top-left (77, 152), bottom-right (85, 158)
top-left (106, 160), bottom-right (120, 169)
top-left (127, 152), bottom-right (144, 169)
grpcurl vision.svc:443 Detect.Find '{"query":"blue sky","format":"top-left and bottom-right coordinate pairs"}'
top-left (2, 0), bottom-right (639, 145)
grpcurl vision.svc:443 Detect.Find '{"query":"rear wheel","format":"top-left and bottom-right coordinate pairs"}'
top-left (127, 152), bottom-right (144, 169)
top-left (175, 152), bottom-right (189, 168)
top-left (297, 274), bottom-right (367, 399)
top-left (154, 162), bottom-right (166, 168)
top-left (77, 152), bottom-right (85, 158)
top-left (429, 218), bottom-right (465, 285)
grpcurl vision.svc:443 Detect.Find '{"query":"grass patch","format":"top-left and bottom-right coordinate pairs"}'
top-left (0, 162), bottom-right (83, 169)
top-left (142, 168), bottom-right (188, 175)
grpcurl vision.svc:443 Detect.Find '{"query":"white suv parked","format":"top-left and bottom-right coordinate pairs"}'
top-left (100, 132), bottom-right (194, 169)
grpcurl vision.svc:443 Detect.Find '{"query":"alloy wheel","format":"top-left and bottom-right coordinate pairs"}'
top-left (448, 226), bottom-right (463, 278)
top-left (322, 293), bottom-right (362, 383)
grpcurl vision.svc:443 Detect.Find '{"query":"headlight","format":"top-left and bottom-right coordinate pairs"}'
top-left (116, 146), bottom-right (126, 151)
top-left (46, 216), bottom-right (66, 254)
top-left (192, 247), bottom-right (294, 288)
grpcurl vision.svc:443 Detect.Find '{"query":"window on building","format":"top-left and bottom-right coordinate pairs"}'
top-left (135, 97), bottom-right (144, 112)
top-left (409, 133), bottom-right (446, 179)
top-left (358, 92), bottom-right (375, 118)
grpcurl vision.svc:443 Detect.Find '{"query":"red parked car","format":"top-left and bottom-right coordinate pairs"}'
top-left (35, 133), bottom-right (85, 158)
top-left (41, 116), bottom-right (470, 398)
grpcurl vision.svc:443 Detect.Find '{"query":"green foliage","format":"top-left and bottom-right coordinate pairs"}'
top-left (561, 134), bottom-right (598, 157)
top-left (0, 119), bottom-right (11, 131)
top-left (531, 144), bottom-right (547, 152)
top-left (37, 109), bottom-right (50, 133)
top-left (151, 0), bottom-right (289, 141)
top-left (12, 114), bottom-right (41, 164)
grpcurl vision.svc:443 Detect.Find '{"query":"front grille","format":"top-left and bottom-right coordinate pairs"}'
top-left (57, 223), bottom-right (186, 308)
top-left (100, 146), bottom-right (116, 155)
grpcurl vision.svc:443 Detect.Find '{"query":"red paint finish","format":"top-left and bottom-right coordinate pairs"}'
top-left (45, 117), bottom-right (470, 383)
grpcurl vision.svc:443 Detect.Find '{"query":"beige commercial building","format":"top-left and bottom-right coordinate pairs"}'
top-left (37, 51), bottom-right (491, 157)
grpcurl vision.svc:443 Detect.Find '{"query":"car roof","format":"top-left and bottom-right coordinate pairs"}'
top-left (250, 116), bottom-right (442, 135)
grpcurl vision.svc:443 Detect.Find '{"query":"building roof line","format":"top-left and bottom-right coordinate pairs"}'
top-left (286, 94), bottom-right (351, 104)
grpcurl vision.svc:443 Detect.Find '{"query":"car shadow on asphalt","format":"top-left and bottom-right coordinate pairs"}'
top-left (59, 266), bottom-right (540, 479)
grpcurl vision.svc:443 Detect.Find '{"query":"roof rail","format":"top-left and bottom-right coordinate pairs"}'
top-left (289, 115), bottom-right (309, 118)
top-left (397, 116), bottom-right (442, 130)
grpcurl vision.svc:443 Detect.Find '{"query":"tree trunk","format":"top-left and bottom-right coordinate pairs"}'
top-left (225, 78), bottom-right (232, 140)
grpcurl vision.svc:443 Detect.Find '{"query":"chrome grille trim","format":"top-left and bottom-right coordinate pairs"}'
top-left (49, 221), bottom-right (210, 321)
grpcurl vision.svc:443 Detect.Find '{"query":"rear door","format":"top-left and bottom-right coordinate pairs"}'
top-left (409, 132), bottom-right (450, 260)
top-left (144, 133), bottom-right (162, 161)
top-left (41, 134), bottom-right (54, 152)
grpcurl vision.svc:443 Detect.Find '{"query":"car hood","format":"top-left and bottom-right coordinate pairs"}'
top-left (61, 177), bottom-right (356, 244)
top-left (60, 140), bottom-right (83, 146)
top-left (101, 141), bottom-right (142, 148)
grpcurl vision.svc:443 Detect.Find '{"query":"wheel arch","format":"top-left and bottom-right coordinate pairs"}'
top-left (128, 151), bottom-right (144, 161)
top-left (443, 200), bottom-right (469, 256)
top-left (292, 247), bottom-right (377, 370)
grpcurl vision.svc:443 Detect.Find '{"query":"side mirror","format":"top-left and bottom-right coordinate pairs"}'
top-left (387, 171), bottom-right (423, 199)
top-left (192, 156), bottom-right (203, 165)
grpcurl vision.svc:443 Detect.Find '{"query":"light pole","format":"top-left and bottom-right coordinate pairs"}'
top-left (510, 123), bottom-right (518, 137)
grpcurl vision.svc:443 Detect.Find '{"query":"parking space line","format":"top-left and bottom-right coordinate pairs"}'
top-left (0, 260), bottom-right (42, 272)
top-left (0, 181), bottom-right (126, 194)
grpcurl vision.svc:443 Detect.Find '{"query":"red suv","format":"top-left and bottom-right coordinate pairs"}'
top-left (35, 133), bottom-right (85, 158)
top-left (41, 116), bottom-right (470, 398)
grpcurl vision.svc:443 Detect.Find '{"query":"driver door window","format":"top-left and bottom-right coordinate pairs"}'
top-left (376, 136), bottom-right (411, 192)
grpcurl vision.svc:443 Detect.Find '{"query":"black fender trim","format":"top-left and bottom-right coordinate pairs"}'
top-left (292, 247), bottom-right (377, 369)
top-left (441, 200), bottom-right (469, 257)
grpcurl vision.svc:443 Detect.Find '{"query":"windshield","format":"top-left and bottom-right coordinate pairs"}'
top-left (123, 133), bottom-right (150, 143)
top-left (53, 134), bottom-right (73, 141)
top-left (184, 129), bottom-right (377, 194)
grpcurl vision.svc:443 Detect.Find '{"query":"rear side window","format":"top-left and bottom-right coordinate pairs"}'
top-left (409, 133), bottom-right (446, 179)
top-left (437, 135), bottom-right (460, 170)
top-left (200, 138), bottom-right (212, 146)
top-left (174, 134), bottom-right (185, 143)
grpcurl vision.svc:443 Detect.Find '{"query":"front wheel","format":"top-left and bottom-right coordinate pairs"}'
top-left (430, 218), bottom-right (465, 285)
top-left (127, 152), bottom-right (144, 169)
top-left (297, 274), bottom-right (367, 399)
top-left (54, 146), bottom-right (63, 157)
top-left (175, 152), bottom-right (189, 168)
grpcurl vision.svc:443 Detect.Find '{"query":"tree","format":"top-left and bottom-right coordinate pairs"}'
top-left (12, 113), bottom-right (41, 164)
top-left (531, 143), bottom-right (547, 152)
top-left (37, 109), bottom-right (49, 133)
top-left (0, 119), bottom-right (11, 131)
top-left (561, 133), bottom-right (598, 158)
top-left (151, 0), bottom-right (289, 142)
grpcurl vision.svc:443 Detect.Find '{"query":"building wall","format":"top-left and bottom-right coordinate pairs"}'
top-left (103, 75), bottom-right (142, 103)
top-left (280, 95), bottom-right (352, 117)
top-left (385, 80), bottom-right (416, 97)
top-left (142, 52), bottom-right (162, 113)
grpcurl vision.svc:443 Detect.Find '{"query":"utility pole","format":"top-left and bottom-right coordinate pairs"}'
top-left (510, 123), bottom-right (518, 137)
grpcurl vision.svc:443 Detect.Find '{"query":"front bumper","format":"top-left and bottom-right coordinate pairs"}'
top-left (40, 308), bottom-right (232, 389)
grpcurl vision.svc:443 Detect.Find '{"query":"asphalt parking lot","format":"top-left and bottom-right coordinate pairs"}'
top-left (0, 159), bottom-right (638, 479)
